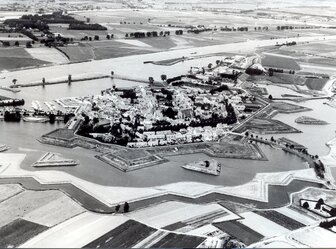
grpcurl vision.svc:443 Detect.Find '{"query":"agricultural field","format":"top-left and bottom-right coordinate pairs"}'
top-left (213, 220), bottom-right (264, 245)
top-left (0, 47), bottom-right (49, 71)
top-left (126, 201), bottom-right (231, 230)
top-left (25, 47), bottom-right (69, 64)
top-left (152, 232), bottom-right (206, 248)
top-left (49, 26), bottom-right (108, 40)
top-left (0, 185), bottom-right (84, 231)
top-left (254, 210), bottom-right (305, 230)
top-left (261, 54), bottom-right (301, 70)
top-left (0, 219), bottom-right (47, 248)
top-left (84, 220), bottom-right (157, 248)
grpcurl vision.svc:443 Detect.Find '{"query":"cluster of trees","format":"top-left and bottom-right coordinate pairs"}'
top-left (125, 30), bottom-right (170, 38)
top-left (20, 13), bottom-right (82, 25)
top-left (162, 107), bottom-right (178, 119)
top-left (254, 26), bottom-right (269, 31)
top-left (114, 202), bottom-right (129, 213)
top-left (40, 35), bottom-right (73, 47)
top-left (320, 219), bottom-right (336, 229)
top-left (4, 111), bottom-right (21, 122)
top-left (4, 12), bottom-right (106, 34)
top-left (187, 27), bottom-right (212, 34)
top-left (4, 18), bottom-right (49, 31)
top-left (209, 85), bottom-right (229, 94)
top-left (277, 25), bottom-right (295, 31)
top-left (246, 67), bottom-right (264, 76)
top-left (69, 23), bottom-right (107, 30)
top-left (175, 30), bottom-right (183, 35)
top-left (277, 25), bottom-right (318, 31)
top-left (220, 26), bottom-right (248, 32)
top-left (121, 89), bottom-right (137, 99)
top-left (21, 29), bottom-right (39, 41)
top-left (314, 160), bottom-right (325, 179)
top-left (149, 122), bottom-right (188, 132)
top-left (268, 68), bottom-right (295, 76)
top-left (166, 75), bottom-right (183, 84)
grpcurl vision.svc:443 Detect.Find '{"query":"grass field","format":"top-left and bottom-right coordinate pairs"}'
top-left (85, 220), bottom-right (156, 248)
top-left (304, 77), bottom-right (329, 90)
top-left (0, 48), bottom-right (50, 71)
top-left (262, 54), bottom-right (301, 70)
top-left (235, 118), bottom-right (300, 134)
top-left (0, 219), bottom-right (48, 248)
top-left (254, 210), bottom-right (305, 230)
top-left (213, 220), bottom-right (264, 245)
top-left (44, 128), bottom-right (75, 140)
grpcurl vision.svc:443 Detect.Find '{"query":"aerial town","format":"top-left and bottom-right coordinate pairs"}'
top-left (1, 0), bottom-right (336, 248)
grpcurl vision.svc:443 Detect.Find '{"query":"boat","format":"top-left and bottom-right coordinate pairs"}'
top-left (23, 116), bottom-right (49, 123)
top-left (182, 159), bottom-right (221, 176)
top-left (0, 144), bottom-right (9, 152)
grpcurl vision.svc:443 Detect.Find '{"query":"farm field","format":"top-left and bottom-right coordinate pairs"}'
top-left (0, 184), bottom-right (23, 202)
top-left (254, 210), bottom-right (305, 230)
top-left (25, 47), bottom-right (69, 64)
top-left (261, 54), bottom-right (301, 70)
top-left (126, 201), bottom-right (231, 229)
top-left (213, 220), bottom-right (264, 245)
top-left (0, 219), bottom-right (47, 248)
top-left (152, 232), bottom-right (206, 248)
top-left (0, 48), bottom-right (50, 71)
top-left (239, 212), bottom-right (290, 237)
top-left (84, 219), bottom-right (157, 248)
top-left (0, 186), bottom-right (85, 229)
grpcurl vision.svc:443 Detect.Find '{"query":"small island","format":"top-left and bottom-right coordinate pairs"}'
top-left (181, 159), bottom-right (221, 176)
top-left (295, 116), bottom-right (329, 125)
top-left (32, 152), bottom-right (79, 167)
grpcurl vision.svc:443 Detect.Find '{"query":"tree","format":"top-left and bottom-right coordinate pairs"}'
top-left (149, 77), bottom-right (154, 84)
top-left (208, 63), bottom-right (212, 69)
top-left (315, 198), bottom-right (324, 210)
top-left (106, 34), bottom-right (111, 39)
top-left (204, 160), bottom-right (210, 168)
top-left (303, 201), bottom-right (309, 209)
top-left (12, 79), bottom-right (17, 85)
top-left (115, 204), bottom-right (120, 212)
top-left (123, 202), bottom-right (130, 213)
top-left (268, 94), bottom-right (273, 100)
top-left (245, 131), bottom-right (249, 137)
top-left (94, 35), bottom-right (99, 40)
top-left (125, 33), bottom-right (129, 38)
top-left (161, 74), bottom-right (167, 82)
top-left (14, 41), bottom-right (19, 46)
top-left (26, 41), bottom-right (32, 48)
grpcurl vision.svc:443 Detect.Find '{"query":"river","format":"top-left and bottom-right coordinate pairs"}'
top-left (264, 84), bottom-right (336, 156)
top-left (0, 120), bottom-right (307, 188)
